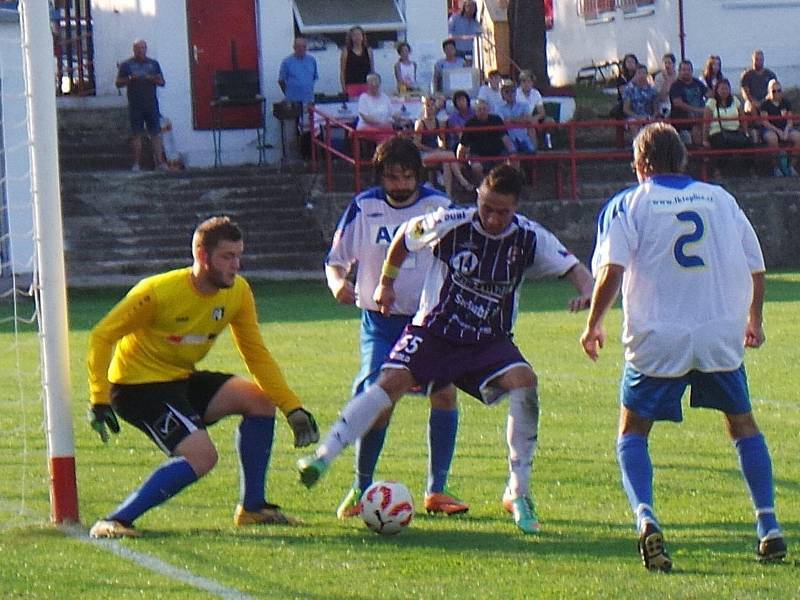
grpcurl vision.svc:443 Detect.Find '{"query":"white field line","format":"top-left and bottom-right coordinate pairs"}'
top-left (0, 499), bottom-right (42, 532)
top-left (62, 524), bottom-right (258, 600)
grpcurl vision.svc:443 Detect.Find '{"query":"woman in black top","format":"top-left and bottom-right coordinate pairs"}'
top-left (340, 26), bottom-right (374, 93)
top-left (611, 53), bottom-right (639, 119)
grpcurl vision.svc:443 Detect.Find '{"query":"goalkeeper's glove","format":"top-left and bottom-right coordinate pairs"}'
top-left (89, 404), bottom-right (120, 443)
top-left (286, 407), bottom-right (319, 448)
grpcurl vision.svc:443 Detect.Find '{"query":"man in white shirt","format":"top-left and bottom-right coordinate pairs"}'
top-left (477, 70), bottom-right (504, 114)
top-left (580, 122), bottom-right (787, 572)
top-left (357, 73), bottom-right (393, 132)
top-left (516, 70), bottom-right (553, 148)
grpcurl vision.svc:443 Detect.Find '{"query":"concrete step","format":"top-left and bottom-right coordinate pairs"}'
top-left (65, 228), bottom-right (324, 254)
top-left (60, 152), bottom-right (134, 172)
top-left (58, 106), bottom-right (129, 129)
top-left (65, 250), bottom-right (324, 279)
top-left (62, 187), bottom-right (310, 205)
top-left (59, 169), bottom-right (302, 191)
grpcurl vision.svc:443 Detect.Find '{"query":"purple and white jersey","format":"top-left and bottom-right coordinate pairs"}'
top-left (326, 184), bottom-right (452, 315)
top-left (404, 207), bottom-right (578, 343)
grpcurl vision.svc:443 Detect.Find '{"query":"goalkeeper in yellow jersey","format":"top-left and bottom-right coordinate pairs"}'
top-left (87, 215), bottom-right (319, 538)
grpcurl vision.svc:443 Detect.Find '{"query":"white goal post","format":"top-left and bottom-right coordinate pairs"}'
top-left (19, 0), bottom-right (78, 523)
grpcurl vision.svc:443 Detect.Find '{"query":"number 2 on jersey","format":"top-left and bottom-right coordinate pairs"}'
top-left (673, 210), bottom-right (706, 268)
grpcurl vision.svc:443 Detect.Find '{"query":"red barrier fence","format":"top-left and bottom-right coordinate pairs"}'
top-left (309, 107), bottom-right (798, 200)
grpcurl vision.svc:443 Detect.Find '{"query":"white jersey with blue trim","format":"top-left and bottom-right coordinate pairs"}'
top-left (404, 206), bottom-right (578, 343)
top-left (593, 174), bottom-right (765, 377)
top-left (326, 184), bottom-right (452, 315)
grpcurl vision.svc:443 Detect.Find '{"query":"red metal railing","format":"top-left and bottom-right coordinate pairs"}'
top-left (309, 106), bottom-right (798, 200)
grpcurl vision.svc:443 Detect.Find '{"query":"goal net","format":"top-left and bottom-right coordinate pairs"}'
top-left (0, 0), bottom-right (77, 529)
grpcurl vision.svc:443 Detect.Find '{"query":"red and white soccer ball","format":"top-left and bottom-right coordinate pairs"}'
top-left (361, 480), bottom-right (414, 535)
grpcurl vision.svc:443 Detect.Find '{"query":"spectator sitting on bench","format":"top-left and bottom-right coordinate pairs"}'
top-left (623, 64), bottom-right (657, 135)
top-left (516, 70), bottom-right (552, 127)
top-left (456, 98), bottom-right (514, 184)
top-left (357, 73), bottom-right (402, 153)
top-left (702, 78), bottom-right (749, 179)
top-left (760, 79), bottom-right (800, 177)
top-left (669, 60), bottom-right (707, 146)
top-left (516, 70), bottom-right (555, 148)
top-left (497, 79), bottom-right (536, 159)
top-left (414, 95), bottom-right (474, 195)
top-left (446, 89), bottom-right (475, 151)
top-left (702, 55), bottom-right (724, 98)
top-left (610, 53), bottom-right (639, 120)
top-left (740, 49), bottom-right (777, 141)
top-left (653, 53), bottom-right (677, 118)
top-left (477, 69), bottom-right (504, 115)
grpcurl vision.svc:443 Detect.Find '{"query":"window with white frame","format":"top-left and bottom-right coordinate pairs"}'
top-left (292, 0), bottom-right (406, 36)
top-left (618, 0), bottom-right (655, 13)
top-left (578, 0), bottom-right (616, 20)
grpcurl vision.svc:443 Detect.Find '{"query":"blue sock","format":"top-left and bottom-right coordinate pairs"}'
top-left (237, 416), bottom-right (275, 511)
top-left (617, 433), bottom-right (656, 530)
top-left (111, 457), bottom-right (198, 525)
top-left (354, 425), bottom-right (387, 492)
top-left (736, 433), bottom-right (780, 538)
top-left (427, 408), bottom-right (458, 493)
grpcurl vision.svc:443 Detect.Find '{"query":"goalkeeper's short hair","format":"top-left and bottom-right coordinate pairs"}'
top-left (193, 215), bottom-right (243, 255)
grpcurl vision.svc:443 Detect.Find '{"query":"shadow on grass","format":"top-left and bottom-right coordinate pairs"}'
top-left (144, 518), bottom-right (800, 579)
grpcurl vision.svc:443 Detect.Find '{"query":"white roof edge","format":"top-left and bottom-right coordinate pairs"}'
top-left (298, 22), bottom-right (407, 34)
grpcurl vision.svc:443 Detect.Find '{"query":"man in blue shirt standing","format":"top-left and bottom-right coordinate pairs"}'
top-left (278, 37), bottom-right (318, 128)
top-left (116, 39), bottom-right (166, 172)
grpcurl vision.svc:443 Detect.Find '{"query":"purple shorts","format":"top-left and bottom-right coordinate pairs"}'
top-left (385, 325), bottom-right (530, 404)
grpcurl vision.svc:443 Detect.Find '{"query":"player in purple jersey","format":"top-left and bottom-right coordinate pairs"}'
top-left (300, 165), bottom-right (594, 534)
top-left (325, 137), bottom-right (468, 519)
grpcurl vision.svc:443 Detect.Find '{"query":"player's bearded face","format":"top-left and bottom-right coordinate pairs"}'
top-left (382, 165), bottom-right (418, 204)
top-left (477, 188), bottom-right (516, 235)
top-left (205, 239), bottom-right (243, 289)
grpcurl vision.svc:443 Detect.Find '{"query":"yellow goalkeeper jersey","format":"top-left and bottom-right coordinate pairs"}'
top-left (87, 267), bottom-right (301, 414)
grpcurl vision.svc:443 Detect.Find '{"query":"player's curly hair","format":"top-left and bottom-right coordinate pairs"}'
top-left (193, 215), bottom-right (242, 255)
top-left (373, 136), bottom-right (422, 183)
top-left (632, 122), bottom-right (687, 176)
top-left (482, 164), bottom-right (524, 200)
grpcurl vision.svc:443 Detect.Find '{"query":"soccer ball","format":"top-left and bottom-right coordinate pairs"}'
top-left (361, 480), bottom-right (414, 535)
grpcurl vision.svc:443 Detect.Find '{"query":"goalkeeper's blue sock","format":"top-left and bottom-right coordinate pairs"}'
top-left (736, 433), bottom-right (780, 538)
top-left (237, 415), bottom-right (275, 511)
top-left (617, 433), bottom-right (656, 530)
top-left (354, 425), bottom-right (387, 492)
top-left (111, 457), bottom-right (198, 524)
top-left (427, 408), bottom-right (458, 493)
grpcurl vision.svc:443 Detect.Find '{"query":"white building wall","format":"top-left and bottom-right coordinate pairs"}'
top-left (0, 16), bottom-right (34, 276)
top-left (89, 0), bottom-right (448, 167)
top-left (682, 1), bottom-right (800, 91)
top-left (546, 1), bottom-right (677, 87)
top-left (545, 1), bottom-right (800, 91)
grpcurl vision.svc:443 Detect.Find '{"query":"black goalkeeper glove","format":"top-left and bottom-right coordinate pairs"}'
top-left (89, 404), bottom-right (120, 443)
top-left (286, 407), bottom-right (319, 448)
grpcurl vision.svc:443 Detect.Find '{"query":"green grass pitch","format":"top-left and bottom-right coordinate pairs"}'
top-left (1, 275), bottom-right (799, 598)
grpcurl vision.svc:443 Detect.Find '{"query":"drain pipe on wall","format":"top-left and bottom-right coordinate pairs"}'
top-left (678, 0), bottom-right (686, 62)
